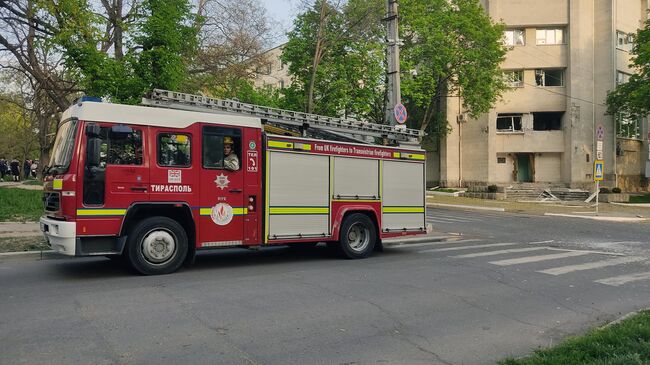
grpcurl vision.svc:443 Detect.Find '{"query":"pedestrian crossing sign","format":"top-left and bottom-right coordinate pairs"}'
top-left (594, 160), bottom-right (604, 181)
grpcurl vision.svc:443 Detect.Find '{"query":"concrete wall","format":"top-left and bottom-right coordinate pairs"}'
top-left (488, 0), bottom-right (568, 26)
top-left (535, 153), bottom-right (563, 182)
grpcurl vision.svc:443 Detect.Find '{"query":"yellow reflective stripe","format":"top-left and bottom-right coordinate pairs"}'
top-left (269, 207), bottom-right (329, 215)
top-left (393, 152), bottom-right (401, 158)
top-left (295, 143), bottom-right (312, 151)
top-left (52, 179), bottom-right (63, 190)
top-left (404, 153), bottom-right (425, 160)
top-left (199, 207), bottom-right (248, 215)
top-left (382, 206), bottom-right (425, 213)
top-left (77, 209), bottom-right (126, 216)
top-left (268, 140), bottom-right (293, 149)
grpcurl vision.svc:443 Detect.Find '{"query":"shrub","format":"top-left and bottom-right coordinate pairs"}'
top-left (487, 184), bottom-right (498, 193)
top-left (600, 187), bottom-right (610, 194)
top-left (612, 187), bottom-right (622, 193)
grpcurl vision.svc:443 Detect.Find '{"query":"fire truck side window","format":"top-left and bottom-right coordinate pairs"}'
top-left (202, 126), bottom-right (241, 169)
top-left (158, 133), bottom-right (191, 167)
top-left (99, 127), bottom-right (143, 166)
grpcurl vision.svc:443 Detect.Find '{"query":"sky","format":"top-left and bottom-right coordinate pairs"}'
top-left (260, 0), bottom-right (300, 45)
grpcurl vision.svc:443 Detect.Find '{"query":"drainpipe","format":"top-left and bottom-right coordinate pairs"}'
top-left (612, 0), bottom-right (618, 188)
top-left (458, 95), bottom-right (462, 187)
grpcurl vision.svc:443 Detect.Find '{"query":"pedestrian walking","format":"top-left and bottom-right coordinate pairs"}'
top-left (23, 159), bottom-right (31, 179)
top-left (0, 159), bottom-right (7, 181)
top-left (10, 158), bottom-right (20, 181)
top-left (30, 160), bottom-right (39, 179)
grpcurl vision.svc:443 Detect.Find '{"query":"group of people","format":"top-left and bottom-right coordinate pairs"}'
top-left (0, 158), bottom-right (39, 182)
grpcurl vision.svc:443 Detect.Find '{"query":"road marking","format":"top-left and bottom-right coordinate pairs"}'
top-left (529, 240), bottom-right (554, 244)
top-left (538, 257), bottom-right (646, 276)
top-left (419, 242), bottom-right (517, 253)
top-left (452, 247), bottom-right (549, 258)
top-left (595, 272), bottom-right (650, 287)
top-left (388, 239), bottom-right (481, 249)
top-left (489, 251), bottom-right (591, 266)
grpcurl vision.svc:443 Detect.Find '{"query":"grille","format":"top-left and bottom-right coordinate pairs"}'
top-left (43, 192), bottom-right (60, 212)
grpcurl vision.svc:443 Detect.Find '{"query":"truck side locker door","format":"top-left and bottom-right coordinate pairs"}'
top-left (198, 125), bottom-right (245, 247)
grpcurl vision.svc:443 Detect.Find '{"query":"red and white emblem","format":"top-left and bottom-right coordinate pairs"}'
top-left (214, 173), bottom-right (230, 190)
top-left (210, 203), bottom-right (233, 226)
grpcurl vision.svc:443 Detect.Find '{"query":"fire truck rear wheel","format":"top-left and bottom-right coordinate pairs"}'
top-left (126, 216), bottom-right (188, 275)
top-left (337, 213), bottom-right (376, 259)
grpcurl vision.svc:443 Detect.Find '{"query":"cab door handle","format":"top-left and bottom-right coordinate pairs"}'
top-left (131, 186), bottom-right (147, 192)
top-left (229, 189), bottom-right (242, 193)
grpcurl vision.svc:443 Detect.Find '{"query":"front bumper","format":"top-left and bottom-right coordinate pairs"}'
top-left (40, 216), bottom-right (76, 256)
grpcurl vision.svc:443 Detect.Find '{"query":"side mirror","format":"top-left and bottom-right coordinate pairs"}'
top-left (86, 137), bottom-right (101, 167)
top-left (85, 123), bottom-right (100, 137)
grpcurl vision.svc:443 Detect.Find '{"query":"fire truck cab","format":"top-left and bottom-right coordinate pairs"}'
top-left (41, 93), bottom-right (427, 275)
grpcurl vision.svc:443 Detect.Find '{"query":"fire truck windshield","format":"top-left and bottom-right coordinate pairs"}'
top-left (47, 119), bottom-right (78, 175)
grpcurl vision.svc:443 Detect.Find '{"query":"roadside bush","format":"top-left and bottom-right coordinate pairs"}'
top-left (487, 184), bottom-right (498, 193)
top-left (612, 187), bottom-right (622, 193)
top-left (600, 187), bottom-right (610, 194)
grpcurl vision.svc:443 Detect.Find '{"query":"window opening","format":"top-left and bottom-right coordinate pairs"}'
top-left (533, 112), bottom-right (563, 131)
top-left (99, 127), bottom-right (143, 166)
top-left (496, 114), bottom-right (523, 132)
top-left (504, 29), bottom-right (525, 46)
top-left (158, 133), bottom-right (191, 167)
top-left (616, 114), bottom-right (642, 139)
top-left (504, 70), bottom-right (524, 87)
top-left (616, 31), bottom-right (634, 52)
top-left (535, 69), bottom-right (564, 86)
top-left (536, 28), bottom-right (564, 45)
top-left (202, 126), bottom-right (241, 170)
top-left (616, 71), bottom-right (631, 85)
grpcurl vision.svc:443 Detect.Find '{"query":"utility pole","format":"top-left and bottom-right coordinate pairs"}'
top-left (384, 0), bottom-right (401, 126)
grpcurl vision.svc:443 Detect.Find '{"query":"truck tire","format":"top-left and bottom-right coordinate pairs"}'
top-left (126, 216), bottom-right (188, 275)
top-left (337, 213), bottom-right (376, 259)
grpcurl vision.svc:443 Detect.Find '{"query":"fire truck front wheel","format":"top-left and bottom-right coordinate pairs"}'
top-left (126, 217), bottom-right (188, 275)
top-left (337, 213), bottom-right (376, 259)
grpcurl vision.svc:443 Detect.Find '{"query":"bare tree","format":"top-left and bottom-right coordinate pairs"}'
top-left (190, 0), bottom-right (282, 91)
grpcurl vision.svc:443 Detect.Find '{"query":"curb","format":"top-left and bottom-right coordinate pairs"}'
top-left (427, 203), bottom-right (505, 212)
top-left (610, 202), bottom-right (650, 208)
top-left (0, 250), bottom-right (59, 260)
top-left (544, 213), bottom-right (647, 222)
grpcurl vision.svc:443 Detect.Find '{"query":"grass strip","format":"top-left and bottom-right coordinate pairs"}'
top-left (0, 236), bottom-right (49, 253)
top-left (629, 194), bottom-right (650, 204)
top-left (499, 311), bottom-right (650, 365)
top-left (0, 188), bottom-right (43, 222)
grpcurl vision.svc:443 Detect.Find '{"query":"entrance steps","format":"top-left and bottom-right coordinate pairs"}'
top-left (503, 184), bottom-right (590, 201)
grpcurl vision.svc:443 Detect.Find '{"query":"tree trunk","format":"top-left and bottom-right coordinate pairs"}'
top-left (307, 0), bottom-right (329, 113)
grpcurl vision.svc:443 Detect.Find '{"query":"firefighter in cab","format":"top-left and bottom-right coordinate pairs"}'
top-left (224, 136), bottom-right (239, 171)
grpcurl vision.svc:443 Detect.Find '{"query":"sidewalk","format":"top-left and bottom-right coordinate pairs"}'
top-left (426, 195), bottom-right (650, 222)
top-left (0, 222), bottom-right (42, 237)
top-left (0, 181), bottom-right (43, 190)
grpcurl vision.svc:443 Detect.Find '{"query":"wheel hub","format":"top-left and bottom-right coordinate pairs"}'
top-left (141, 230), bottom-right (176, 264)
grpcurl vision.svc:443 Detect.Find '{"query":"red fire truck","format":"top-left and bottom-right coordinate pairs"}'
top-left (40, 90), bottom-right (428, 275)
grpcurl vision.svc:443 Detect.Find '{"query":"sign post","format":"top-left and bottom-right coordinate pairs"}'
top-left (594, 159), bottom-right (604, 215)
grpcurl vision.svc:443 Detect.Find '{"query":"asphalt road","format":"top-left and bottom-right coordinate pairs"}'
top-left (1, 208), bottom-right (649, 364)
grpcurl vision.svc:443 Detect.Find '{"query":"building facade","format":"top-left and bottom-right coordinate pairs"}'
top-left (430, 0), bottom-right (650, 191)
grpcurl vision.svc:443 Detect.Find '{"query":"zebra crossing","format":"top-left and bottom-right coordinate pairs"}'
top-left (393, 238), bottom-right (650, 287)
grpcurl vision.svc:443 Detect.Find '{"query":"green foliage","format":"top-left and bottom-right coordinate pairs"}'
top-left (607, 19), bottom-right (650, 120)
top-left (630, 194), bottom-right (650, 204)
top-left (43, 0), bottom-right (198, 104)
top-left (612, 187), bottom-right (622, 194)
top-left (400, 0), bottom-right (508, 140)
top-left (499, 311), bottom-right (650, 365)
top-left (281, 0), bottom-right (385, 122)
top-left (0, 99), bottom-right (38, 161)
top-left (0, 188), bottom-right (43, 222)
top-left (208, 79), bottom-right (283, 108)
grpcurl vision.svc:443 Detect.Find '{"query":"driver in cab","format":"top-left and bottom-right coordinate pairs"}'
top-left (223, 136), bottom-right (239, 171)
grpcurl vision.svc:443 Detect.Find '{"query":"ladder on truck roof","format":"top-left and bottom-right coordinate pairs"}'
top-left (141, 89), bottom-right (424, 146)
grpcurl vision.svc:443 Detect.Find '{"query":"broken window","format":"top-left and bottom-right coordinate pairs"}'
top-left (504, 29), bottom-right (525, 46)
top-left (616, 114), bottom-right (642, 139)
top-left (616, 31), bottom-right (634, 52)
top-left (497, 157), bottom-right (506, 164)
top-left (616, 71), bottom-right (631, 85)
top-left (504, 70), bottom-right (524, 87)
top-left (535, 69), bottom-right (564, 86)
top-left (496, 114), bottom-right (523, 132)
top-left (536, 28), bottom-right (564, 45)
top-left (533, 112), bottom-right (563, 131)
